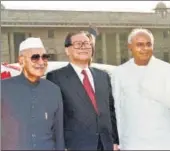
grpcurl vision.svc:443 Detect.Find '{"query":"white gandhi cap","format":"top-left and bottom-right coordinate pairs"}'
top-left (19, 37), bottom-right (45, 52)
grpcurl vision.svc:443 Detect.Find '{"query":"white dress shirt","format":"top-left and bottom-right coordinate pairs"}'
top-left (70, 63), bottom-right (95, 91)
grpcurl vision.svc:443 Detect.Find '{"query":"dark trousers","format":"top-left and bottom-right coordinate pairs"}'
top-left (97, 135), bottom-right (104, 151)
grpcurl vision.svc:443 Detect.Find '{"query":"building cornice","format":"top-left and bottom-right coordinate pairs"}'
top-left (1, 9), bottom-right (170, 28)
top-left (1, 21), bottom-right (170, 29)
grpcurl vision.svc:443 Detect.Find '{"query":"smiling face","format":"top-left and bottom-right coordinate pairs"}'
top-left (128, 32), bottom-right (153, 65)
top-left (65, 33), bottom-right (92, 65)
top-left (19, 48), bottom-right (48, 81)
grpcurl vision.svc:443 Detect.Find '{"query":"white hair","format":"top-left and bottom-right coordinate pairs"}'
top-left (128, 28), bottom-right (154, 45)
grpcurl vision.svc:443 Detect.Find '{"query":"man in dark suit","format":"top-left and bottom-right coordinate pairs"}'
top-left (47, 31), bottom-right (119, 150)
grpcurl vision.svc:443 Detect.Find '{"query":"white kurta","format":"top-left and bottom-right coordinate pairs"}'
top-left (111, 56), bottom-right (170, 150)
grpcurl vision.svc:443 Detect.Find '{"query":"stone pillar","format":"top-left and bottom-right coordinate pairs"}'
top-left (128, 50), bottom-right (132, 59)
top-left (101, 33), bottom-right (107, 64)
top-left (9, 32), bottom-right (15, 63)
top-left (115, 33), bottom-right (121, 65)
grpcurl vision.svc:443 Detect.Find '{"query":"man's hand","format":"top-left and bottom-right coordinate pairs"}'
top-left (113, 144), bottom-right (119, 151)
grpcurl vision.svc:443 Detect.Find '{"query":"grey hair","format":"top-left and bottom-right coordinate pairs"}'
top-left (19, 49), bottom-right (27, 56)
top-left (128, 28), bottom-right (154, 45)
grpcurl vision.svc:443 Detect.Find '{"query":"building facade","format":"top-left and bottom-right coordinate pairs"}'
top-left (1, 2), bottom-right (170, 65)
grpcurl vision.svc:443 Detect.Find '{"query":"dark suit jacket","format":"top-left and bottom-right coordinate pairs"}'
top-left (1, 74), bottom-right (64, 150)
top-left (47, 64), bottom-right (119, 150)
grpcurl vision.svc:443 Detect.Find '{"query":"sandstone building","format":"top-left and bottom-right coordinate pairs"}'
top-left (1, 2), bottom-right (170, 65)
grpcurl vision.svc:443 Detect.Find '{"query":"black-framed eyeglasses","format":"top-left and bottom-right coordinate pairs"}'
top-left (71, 41), bottom-right (92, 49)
top-left (30, 54), bottom-right (50, 63)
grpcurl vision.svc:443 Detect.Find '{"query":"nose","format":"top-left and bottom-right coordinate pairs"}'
top-left (81, 44), bottom-right (86, 49)
top-left (143, 45), bottom-right (150, 51)
top-left (37, 57), bottom-right (45, 64)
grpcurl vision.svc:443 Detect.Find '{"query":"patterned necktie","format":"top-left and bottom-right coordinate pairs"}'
top-left (82, 70), bottom-right (98, 114)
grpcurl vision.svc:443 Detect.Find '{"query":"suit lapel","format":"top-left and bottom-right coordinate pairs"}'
top-left (65, 64), bottom-right (96, 113)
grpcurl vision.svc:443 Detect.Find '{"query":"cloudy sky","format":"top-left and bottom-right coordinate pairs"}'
top-left (1, 1), bottom-right (170, 12)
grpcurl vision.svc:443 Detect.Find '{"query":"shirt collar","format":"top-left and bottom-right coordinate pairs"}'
top-left (130, 55), bottom-right (155, 67)
top-left (70, 63), bottom-right (89, 75)
top-left (19, 72), bottom-right (40, 88)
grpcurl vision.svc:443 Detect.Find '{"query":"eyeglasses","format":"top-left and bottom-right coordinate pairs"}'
top-left (30, 54), bottom-right (50, 63)
top-left (71, 41), bottom-right (92, 49)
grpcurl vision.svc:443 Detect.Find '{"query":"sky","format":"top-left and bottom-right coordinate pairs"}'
top-left (1, 1), bottom-right (170, 12)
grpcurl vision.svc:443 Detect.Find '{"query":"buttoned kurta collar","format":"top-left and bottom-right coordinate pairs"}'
top-left (19, 72), bottom-right (40, 88)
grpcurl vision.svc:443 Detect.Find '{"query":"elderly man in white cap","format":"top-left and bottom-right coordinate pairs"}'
top-left (111, 28), bottom-right (170, 150)
top-left (1, 37), bottom-right (65, 150)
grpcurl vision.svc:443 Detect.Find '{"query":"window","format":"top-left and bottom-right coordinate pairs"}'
top-left (163, 52), bottom-right (169, 63)
top-left (161, 11), bottom-right (167, 18)
top-left (97, 34), bottom-right (101, 41)
top-left (28, 33), bottom-right (32, 37)
top-left (48, 30), bottom-right (54, 38)
top-left (120, 33), bottom-right (127, 41)
top-left (13, 32), bottom-right (26, 62)
top-left (96, 58), bottom-right (103, 63)
top-left (48, 54), bottom-right (57, 61)
top-left (163, 31), bottom-right (169, 39)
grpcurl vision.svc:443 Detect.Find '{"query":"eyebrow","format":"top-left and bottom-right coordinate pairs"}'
top-left (72, 40), bottom-right (90, 43)
top-left (136, 41), bottom-right (152, 44)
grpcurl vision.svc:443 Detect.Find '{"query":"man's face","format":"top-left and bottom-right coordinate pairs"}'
top-left (128, 32), bottom-right (153, 64)
top-left (66, 33), bottom-right (92, 63)
top-left (19, 48), bottom-right (48, 78)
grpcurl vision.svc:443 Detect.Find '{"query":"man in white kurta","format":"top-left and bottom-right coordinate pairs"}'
top-left (111, 28), bottom-right (170, 150)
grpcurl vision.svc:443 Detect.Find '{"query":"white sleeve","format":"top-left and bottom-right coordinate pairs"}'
top-left (111, 71), bottom-right (121, 107)
top-left (162, 73), bottom-right (170, 108)
top-left (111, 69), bottom-right (121, 134)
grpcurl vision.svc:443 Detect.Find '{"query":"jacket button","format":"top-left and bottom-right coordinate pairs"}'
top-left (96, 133), bottom-right (99, 135)
top-left (32, 134), bottom-right (36, 138)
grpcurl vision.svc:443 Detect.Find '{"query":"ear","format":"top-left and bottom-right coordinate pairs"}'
top-left (128, 44), bottom-right (132, 52)
top-left (65, 48), bottom-right (70, 56)
top-left (18, 55), bottom-right (25, 67)
top-left (91, 35), bottom-right (96, 46)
